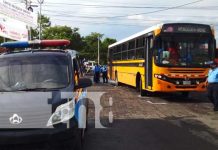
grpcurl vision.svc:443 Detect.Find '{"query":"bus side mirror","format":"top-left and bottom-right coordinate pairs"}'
top-left (76, 78), bottom-right (92, 89)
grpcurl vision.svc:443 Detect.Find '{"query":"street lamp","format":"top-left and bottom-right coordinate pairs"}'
top-left (23, 1), bottom-right (38, 40)
top-left (37, 0), bottom-right (44, 40)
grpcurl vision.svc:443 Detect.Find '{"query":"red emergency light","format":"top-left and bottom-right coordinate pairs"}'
top-left (40, 40), bottom-right (71, 47)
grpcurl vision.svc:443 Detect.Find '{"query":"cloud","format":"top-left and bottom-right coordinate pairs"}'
top-left (9, 0), bottom-right (218, 41)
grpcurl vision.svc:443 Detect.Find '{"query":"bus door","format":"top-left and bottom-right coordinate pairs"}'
top-left (145, 36), bottom-right (153, 89)
top-left (108, 49), bottom-right (113, 79)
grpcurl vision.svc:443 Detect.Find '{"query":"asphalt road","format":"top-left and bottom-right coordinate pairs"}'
top-left (83, 81), bottom-right (218, 150)
top-left (2, 80), bottom-right (218, 150)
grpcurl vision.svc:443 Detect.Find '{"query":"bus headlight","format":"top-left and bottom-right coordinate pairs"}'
top-left (154, 74), bottom-right (168, 82)
top-left (154, 74), bottom-right (165, 80)
top-left (176, 81), bottom-right (180, 85)
top-left (47, 100), bottom-right (75, 127)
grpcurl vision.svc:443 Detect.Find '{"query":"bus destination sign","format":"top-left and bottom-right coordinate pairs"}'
top-left (162, 24), bottom-right (211, 34)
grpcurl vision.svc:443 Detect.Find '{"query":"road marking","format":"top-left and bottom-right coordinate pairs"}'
top-left (138, 95), bottom-right (150, 98)
top-left (146, 100), bottom-right (167, 105)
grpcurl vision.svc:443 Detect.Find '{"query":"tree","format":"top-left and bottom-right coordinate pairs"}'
top-left (29, 14), bottom-right (117, 64)
top-left (42, 25), bottom-right (83, 50)
top-left (80, 33), bottom-right (116, 64)
top-left (43, 26), bottom-right (73, 40)
top-left (81, 32), bottom-right (103, 62)
top-left (101, 38), bottom-right (117, 64)
top-left (70, 28), bottom-right (83, 50)
top-left (31, 15), bottom-right (51, 40)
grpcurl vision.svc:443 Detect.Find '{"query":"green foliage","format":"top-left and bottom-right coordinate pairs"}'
top-left (101, 38), bottom-right (117, 64)
top-left (39, 15), bottom-right (51, 29)
top-left (43, 26), bottom-right (73, 40)
top-left (31, 15), bottom-right (51, 40)
top-left (80, 32), bottom-right (116, 64)
top-left (42, 26), bottom-right (83, 50)
top-left (81, 32), bottom-right (103, 62)
top-left (30, 15), bottom-right (116, 64)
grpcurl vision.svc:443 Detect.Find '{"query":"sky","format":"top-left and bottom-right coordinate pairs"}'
top-left (11, 0), bottom-right (218, 41)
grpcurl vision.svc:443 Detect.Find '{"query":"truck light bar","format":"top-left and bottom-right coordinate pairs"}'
top-left (0, 40), bottom-right (70, 49)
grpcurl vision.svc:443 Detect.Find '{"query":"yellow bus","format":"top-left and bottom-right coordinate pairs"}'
top-left (108, 23), bottom-right (216, 97)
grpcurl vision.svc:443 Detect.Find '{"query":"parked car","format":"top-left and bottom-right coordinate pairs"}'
top-left (84, 60), bottom-right (96, 74)
top-left (0, 40), bottom-right (92, 149)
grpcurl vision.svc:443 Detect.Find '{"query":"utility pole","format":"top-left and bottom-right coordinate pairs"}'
top-left (38, 0), bottom-right (44, 40)
top-left (98, 35), bottom-right (100, 65)
top-left (23, 0), bottom-right (32, 40)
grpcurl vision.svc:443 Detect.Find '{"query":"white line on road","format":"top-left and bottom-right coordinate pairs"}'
top-left (146, 100), bottom-right (167, 105)
top-left (138, 95), bottom-right (150, 98)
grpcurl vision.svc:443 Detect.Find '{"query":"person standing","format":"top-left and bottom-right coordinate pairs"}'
top-left (102, 65), bottom-right (108, 83)
top-left (94, 64), bottom-right (100, 83)
top-left (168, 42), bottom-right (180, 64)
top-left (207, 61), bottom-right (218, 111)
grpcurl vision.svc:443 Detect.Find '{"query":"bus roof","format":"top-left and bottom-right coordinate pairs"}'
top-left (109, 23), bottom-right (213, 49)
top-left (109, 24), bottom-right (163, 48)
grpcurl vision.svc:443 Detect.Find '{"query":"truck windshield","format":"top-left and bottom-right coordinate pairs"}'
top-left (154, 36), bottom-right (214, 67)
top-left (0, 54), bottom-right (70, 92)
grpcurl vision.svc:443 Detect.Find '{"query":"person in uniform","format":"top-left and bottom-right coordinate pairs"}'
top-left (207, 61), bottom-right (218, 111)
top-left (94, 64), bottom-right (100, 83)
top-left (102, 65), bottom-right (108, 83)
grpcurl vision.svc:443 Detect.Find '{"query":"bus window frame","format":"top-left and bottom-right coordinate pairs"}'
top-left (153, 34), bottom-right (216, 68)
top-left (145, 34), bottom-right (154, 88)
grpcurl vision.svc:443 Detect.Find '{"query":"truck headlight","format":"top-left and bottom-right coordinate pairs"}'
top-left (47, 100), bottom-right (75, 127)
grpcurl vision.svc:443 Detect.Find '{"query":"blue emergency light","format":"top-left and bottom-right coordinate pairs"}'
top-left (0, 40), bottom-right (70, 49)
top-left (1, 41), bottom-right (29, 48)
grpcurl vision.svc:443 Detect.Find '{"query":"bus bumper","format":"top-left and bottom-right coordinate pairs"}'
top-left (150, 79), bottom-right (207, 92)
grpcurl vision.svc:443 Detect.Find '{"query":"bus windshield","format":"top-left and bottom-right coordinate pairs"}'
top-left (155, 36), bottom-right (214, 67)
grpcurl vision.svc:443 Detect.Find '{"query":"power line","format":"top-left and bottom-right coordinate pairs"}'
top-left (52, 18), bottom-right (149, 27)
top-left (43, 3), bottom-right (171, 9)
top-left (44, 0), bottom-right (165, 6)
top-left (45, 14), bottom-right (218, 28)
top-left (107, 0), bottom-right (205, 18)
top-left (39, 0), bottom-right (202, 19)
top-left (41, 0), bottom-right (206, 19)
top-left (31, 0), bottom-right (159, 7)
top-left (46, 15), bottom-right (218, 28)
top-left (37, 0), bottom-right (218, 10)
top-left (42, 9), bottom-right (218, 20)
top-left (43, 12), bottom-right (161, 22)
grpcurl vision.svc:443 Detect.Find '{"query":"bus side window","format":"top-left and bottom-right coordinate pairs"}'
top-left (149, 37), bottom-right (153, 49)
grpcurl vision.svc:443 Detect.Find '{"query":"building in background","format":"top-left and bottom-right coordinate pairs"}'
top-left (0, 0), bottom-right (37, 41)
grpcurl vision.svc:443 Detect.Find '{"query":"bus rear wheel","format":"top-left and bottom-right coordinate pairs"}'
top-left (115, 72), bottom-right (120, 86)
top-left (139, 78), bottom-right (146, 96)
top-left (136, 75), bottom-right (140, 92)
